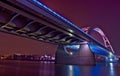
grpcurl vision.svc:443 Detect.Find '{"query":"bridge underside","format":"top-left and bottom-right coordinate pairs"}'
top-left (0, 0), bottom-right (88, 45)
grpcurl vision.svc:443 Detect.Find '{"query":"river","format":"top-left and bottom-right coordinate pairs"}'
top-left (0, 60), bottom-right (119, 76)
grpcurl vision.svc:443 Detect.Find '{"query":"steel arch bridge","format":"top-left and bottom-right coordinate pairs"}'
top-left (82, 27), bottom-right (114, 53)
top-left (0, 0), bottom-right (117, 64)
top-left (81, 27), bottom-right (116, 62)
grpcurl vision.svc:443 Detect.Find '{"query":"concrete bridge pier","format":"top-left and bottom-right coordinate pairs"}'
top-left (55, 42), bottom-right (96, 65)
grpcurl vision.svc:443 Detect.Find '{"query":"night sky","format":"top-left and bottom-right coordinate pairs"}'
top-left (40, 0), bottom-right (120, 54)
top-left (0, 0), bottom-right (120, 55)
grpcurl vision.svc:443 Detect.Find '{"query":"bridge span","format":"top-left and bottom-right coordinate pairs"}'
top-left (0, 0), bottom-right (117, 65)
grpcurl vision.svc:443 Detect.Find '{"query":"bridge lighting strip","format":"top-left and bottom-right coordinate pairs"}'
top-left (33, 0), bottom-right (104, 44)
top-left (33, 0), bottom-right (83, 31)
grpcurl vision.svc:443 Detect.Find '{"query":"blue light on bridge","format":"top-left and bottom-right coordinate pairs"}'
top-left (109, 58), bottom-right (113, 62)
top-left (33, 0), bottom-right (83, 31)
top-left (106, 56), bottom-right (118, 62)
top-left (89, 44), bottom-right (110, 57)
top-left (64, 45), bottom-right (80, 55)
top-left (65, 45), bottom-right (80, 50)
top-left (89, 44), bottom-right (118, 62)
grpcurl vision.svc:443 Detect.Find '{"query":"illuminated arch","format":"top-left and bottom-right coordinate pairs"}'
top-left (82, 27), bottom-right (114, 53)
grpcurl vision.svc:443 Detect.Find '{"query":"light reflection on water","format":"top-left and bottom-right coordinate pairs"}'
top-left (0, 60), bottom-right (120, 76)
top-left (55, 63), bottom-right (119, 76)
top-left (55, 62), bottom-right (120, 76)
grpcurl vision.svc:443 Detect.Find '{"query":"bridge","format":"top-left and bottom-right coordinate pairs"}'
top-left (0, 0), bottom-right (117, 65)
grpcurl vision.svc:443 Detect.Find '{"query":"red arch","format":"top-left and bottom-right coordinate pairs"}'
top-left (82, 27), bottom-right (114, 53)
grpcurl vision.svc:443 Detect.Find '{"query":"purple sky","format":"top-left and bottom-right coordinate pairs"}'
top-left (40, 0), bottom-right (120, 54)
top-left (0, 0), bottom-right (120, 55)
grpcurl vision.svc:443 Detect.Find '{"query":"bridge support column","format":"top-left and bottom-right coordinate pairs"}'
top-left (55, 42), bottom-right (95, 65)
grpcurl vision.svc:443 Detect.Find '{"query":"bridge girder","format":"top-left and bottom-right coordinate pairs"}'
top-left (0, 0), bottom-right (89, 45)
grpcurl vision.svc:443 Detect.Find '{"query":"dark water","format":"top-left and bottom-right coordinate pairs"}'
top-left (0, 60), bottom-right (120, 76)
